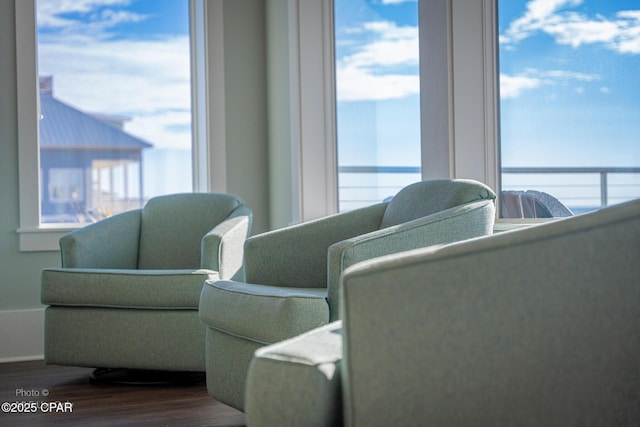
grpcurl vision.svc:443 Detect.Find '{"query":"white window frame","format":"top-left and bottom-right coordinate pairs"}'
top-left (448, 0), bottom-right (499, 191)
top-left (15, 0), bottom-right (220, 251)
top-left (292, 0), bottom-right (499, 222)
top-left (289, 0), bottom-right (338, 222)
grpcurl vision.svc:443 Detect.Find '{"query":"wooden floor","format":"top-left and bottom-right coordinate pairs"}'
top-left (0, 360), bottom-right (246, 426)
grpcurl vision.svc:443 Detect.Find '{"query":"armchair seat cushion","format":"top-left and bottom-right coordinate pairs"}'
top-left (42, 268), bottom-right (217, 309)
top-left (200, 280), bottom-right (329, 345)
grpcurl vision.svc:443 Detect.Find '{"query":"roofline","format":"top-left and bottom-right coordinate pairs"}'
top-left (40, 146), bottom-right (150, 151)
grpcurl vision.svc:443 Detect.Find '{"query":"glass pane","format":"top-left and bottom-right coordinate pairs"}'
top-left (334, 0), bottom-right (421, 211)
top-left (498, 0), bottom-right (640, 218)
top-left (37, 0), bottom-right (192, 224)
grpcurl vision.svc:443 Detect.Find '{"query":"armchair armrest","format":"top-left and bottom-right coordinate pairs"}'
top-left (59, 209), bottom-right (142, 268)
top-left (246, 321), bottom-right (344, 427)
top-left (326, 199), bottom-right (495, 320)
top-left (201, 204), bottom-right (253, 280)
top-left (244, 203), bottom-right (388, 288)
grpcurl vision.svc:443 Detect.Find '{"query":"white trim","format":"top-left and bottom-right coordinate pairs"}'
top-left (205, 0), bottom-right (228, 193)
top-left (15, 226), bottom-right (71, 252)
top-left (293, 0), bottom-right (338, 221)
top-left (190, 0), bottom-right (212, 193)
top-left (481, 0), bottom-right (499, 192)
top-left (420, 0), bottom-right (454, 179)
top-left (449, 0), bottom-right (499, 190)
top-left (288, 0), bottom-right (302, 224)
top-left (0, 309), bottom-right (45, 363)
top-left (15, 0), bottom-right (58, 251)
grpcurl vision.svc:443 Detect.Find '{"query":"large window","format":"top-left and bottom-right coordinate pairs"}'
top-left (16, 0), bottom-right (219, 251)
top-left (497, 0), bottom-right (640, 218)
top-left (333, 0), bottom-right (421, 211)
top-left (36, 0), bottom-right (193, 224)
top-left (329, 0), bottom-right (640, 216)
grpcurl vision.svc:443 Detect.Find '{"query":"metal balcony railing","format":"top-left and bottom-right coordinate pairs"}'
top-left (338, 165), bottom-right (640, 213)
top-left (501, 166), bottom-right (640, 213)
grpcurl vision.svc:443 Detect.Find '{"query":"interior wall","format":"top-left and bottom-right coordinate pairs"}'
top-left (266, 0), bottom-right (296, 230)
top-left (222, 0), bottom-right (271, 234)
top-left (0, 0), bottom-right (61, 313)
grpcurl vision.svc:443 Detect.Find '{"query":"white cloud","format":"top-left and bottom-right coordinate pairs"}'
top-left (503, 0), bottom-right (583, 44)
top-left (500, 74), bottom-right (542, 99)
top-left (500, 68), bottom-right (600, 99)
top-left (543, 70), bottom-right (599, 81)
top-left (37, 1), bottom-right (192, 149)
top-left (336, 20), bottom-right (419, 101)
top-left (544, 13), bottom-right (623, 48)
top-left (614, 10), bottom-right (640, 54)
top-left (502, 0), bottom-right (640, 55)
top-left (336, 66), bottom-right (419, 101)
top-left (37, 0), bottom-right (145, 35)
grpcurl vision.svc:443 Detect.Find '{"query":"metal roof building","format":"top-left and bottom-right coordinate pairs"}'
top-left (39, 76), bottom-right (153, 223)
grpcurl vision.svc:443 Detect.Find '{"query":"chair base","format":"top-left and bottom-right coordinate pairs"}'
top-left (89, 368), bottom-right (205, 386)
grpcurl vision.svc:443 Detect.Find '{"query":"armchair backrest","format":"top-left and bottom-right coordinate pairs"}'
top-left (326, 179), bottom-right (496, 321)
top-left (380, 179), bottom-right (496, 228)
top-left (340, 198), bottom-right (640, 427)
top-left (138, 193), bottom-right (245, 269)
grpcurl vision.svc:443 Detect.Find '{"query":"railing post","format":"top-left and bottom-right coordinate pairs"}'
top-left (600, 171), bottom-right (608, 208)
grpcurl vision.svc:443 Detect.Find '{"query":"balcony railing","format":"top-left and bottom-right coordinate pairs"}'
top-left (338, 166), bottom-right (422, 211)
top-left (501, 166), bottom-right (640, 213)
top-left (338, 165), bottom-right (640, 213)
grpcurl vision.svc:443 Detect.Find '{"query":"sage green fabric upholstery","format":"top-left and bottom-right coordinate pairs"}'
top-left (42, 193), bottom-right (252, 372)
top-left (245, 321), bottom-right (343, 427)
top-left (44, 306), bottom-right (208, 372)
top-left (244, 198), bottom-right (640, 427)
top-left (199, 179), bottom-right (496, 410)
top-left (327, 196), bottom-right (495, 320)
top-left (342, 198), bottom-right (640, 427)
top-left (42, 269), bottom-right (214, 309)
top-left (58, 193), bottom-right (252, 278)
top-left (138, 193), bottom-right (246, 270)
top-left (200, 280), bottom-right (329, 410)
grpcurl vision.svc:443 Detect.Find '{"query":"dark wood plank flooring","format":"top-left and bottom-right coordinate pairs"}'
top-left (0, 360), bottom-right (246, 426)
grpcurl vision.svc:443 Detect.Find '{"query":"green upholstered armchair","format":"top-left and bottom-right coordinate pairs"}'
top-left (199, 179), bottom-right (496, 410)
top-left (41, 193), bottom-right (252, 375)
top-left (245, 198), bottom-right (640, 427)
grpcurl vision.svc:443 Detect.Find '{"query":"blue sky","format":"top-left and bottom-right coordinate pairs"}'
top-left (497, 0), bottom-right (640, 167)
top-left (334, 0), bottom-right (421, 168)
top-left (334, 0), bottom-right (640, 170)
top-left (37, 0), bottom-right (639, 171)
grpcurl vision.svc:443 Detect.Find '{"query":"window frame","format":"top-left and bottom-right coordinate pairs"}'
top-left (289, 0), bottom-right (338, 222)
top-left (294, 0), bottom-right (500, 221)
top-left (15, 0), bottom-right (218, 251)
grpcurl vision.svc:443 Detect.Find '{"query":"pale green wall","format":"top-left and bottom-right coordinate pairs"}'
top-left (0, 0), bottom-right (292, 311)
top-left (223, 0), bottom-right (271, 234)
top-left (266, 0), bottom-right (296, 230)
top-left (0, 0), bottom-right (62, 311)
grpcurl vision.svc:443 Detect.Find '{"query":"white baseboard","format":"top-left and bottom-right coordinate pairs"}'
top-left (0, 308), bottom-right (45, 363)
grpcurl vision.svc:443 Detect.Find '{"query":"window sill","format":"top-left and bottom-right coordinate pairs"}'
top-left (17, 225), bottom-right (77, 252)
